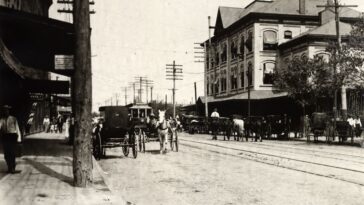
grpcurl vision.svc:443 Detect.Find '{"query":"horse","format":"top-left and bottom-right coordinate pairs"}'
top-left (155, 110), bottom-right (170, 154)
top-left (233, 118), bottom-right (245, 141)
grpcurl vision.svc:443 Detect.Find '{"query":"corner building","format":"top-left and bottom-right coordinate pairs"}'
top-left (202, 0), bottom-right (362, 117)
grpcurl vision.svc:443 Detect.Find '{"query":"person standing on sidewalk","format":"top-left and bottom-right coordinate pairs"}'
top-left (211, 108), bottom-right (220, 140)
top-left (0, 105), bottom-right (22, 173)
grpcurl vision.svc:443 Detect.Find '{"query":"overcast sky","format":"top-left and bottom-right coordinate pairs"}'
top-left (49, 0), bottom-right (364, 111)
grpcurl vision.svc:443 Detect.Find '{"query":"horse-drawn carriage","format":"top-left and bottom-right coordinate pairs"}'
top-left (93, 106), bottom-right (138, 160)
top-left (130, 104), bottom-right (179, 153)
top-left (266, 115), bottom-right (290, 139)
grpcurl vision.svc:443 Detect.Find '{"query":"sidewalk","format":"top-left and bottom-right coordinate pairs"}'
top-left (0, 132), bottom-right (128, 205)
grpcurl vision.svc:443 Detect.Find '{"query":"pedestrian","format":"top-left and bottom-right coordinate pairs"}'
top-left (210, 108), bottom-right (220, 140)
top-left (0, 105), bottom-right (22, 174)
top-left (57, 112), bottom-right (64, 133)
top-left (64, 115), bottom-right (71, 140)
top-left (354, 115), bottom-right (362, 138)
top-left (347, 114), bottom-right (355, 138)
top-left (43, 115), bottom-right (50, 133)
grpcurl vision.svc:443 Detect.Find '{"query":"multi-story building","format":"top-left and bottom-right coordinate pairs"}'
top-left (0, 0), bottom-right (74, 133)
top-left (201, 0), bottom-right (362, 117)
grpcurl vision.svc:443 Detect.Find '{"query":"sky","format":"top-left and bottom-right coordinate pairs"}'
top-left (48, 0), bottom-right (364, 111)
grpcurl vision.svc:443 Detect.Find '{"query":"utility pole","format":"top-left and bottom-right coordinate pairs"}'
top-left (194, 82), bottom-right (197, 114)
top-left (165, 94), bottom-right (167, 110)
top-left (72, 0), bottom-right (93, 187)
top-left (114, 93), bottom-right (119, 106)
top-left (166, 60), bottom-right (183, 118)
top-left (318, 0), bottom-right (357, 121)
top-left (208, 16), bottom-right (215, 117)
top-left (194, 42), bottom-right (206, 116)
top-left (123, 87), bottom-right (128, 105)
top-left (150, 86), bottom-right (153, 103)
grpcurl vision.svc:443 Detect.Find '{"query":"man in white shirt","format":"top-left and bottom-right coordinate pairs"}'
top-left (210, 108), bottom-right (220, 140)
top-left (0, 105), bottom-right (22, 173)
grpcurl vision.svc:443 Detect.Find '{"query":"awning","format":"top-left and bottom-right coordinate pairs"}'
top-left (199, 90), bottom-right (288, 103)
top-left (0, 38), bottom-right (69, 94)
top-left (0, 6), bottom-right (75, 76)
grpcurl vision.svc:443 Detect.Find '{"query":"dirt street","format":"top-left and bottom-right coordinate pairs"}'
top-left (98, 133), bottom-right (364, 205)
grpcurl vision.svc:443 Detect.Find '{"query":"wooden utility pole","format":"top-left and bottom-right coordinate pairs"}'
top-left (72, 0), bottom-right (93, 187)
top-left (166, 60), bottom-right (183, 118)
top-left (194, 82), bottom-right (197, 114)
top-left (318, 0), bottom-right (357, 120)
top-left (150, 86), bottom-right (153, 102)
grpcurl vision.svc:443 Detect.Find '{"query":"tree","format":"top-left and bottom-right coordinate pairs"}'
top-left (274, 56), bottom-right (327, 115)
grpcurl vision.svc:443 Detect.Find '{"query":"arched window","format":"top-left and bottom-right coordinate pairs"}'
top-left (245, 32), bottom-right (253, 52)
top-left (221, 43), bottom-right (227, 63)
top-left (215, 50), bottom-right (219, 66)
top-left (240, 65), bottom-right (245, 88)
top-left (230, 67), bottom-right (238, 90)
top-left (284, 30), bottom-right (293, 39)
top-left (263, 30), bottom-right (278, 50)
top-left (231, 41), bottom-right (238, 60)
top-left (263, 62), bottom-right (275, 84)
top-left (247, 62), bottom-right (253, 86)
top-left (239, 36), bottom-right (245, 58)
top-left (220, 70), bottom-right (227, 92)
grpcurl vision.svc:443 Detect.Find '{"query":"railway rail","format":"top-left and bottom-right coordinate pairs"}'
top-left (180, 138), bottom-right (364, 187)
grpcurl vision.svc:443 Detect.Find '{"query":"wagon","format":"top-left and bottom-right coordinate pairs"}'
top-left (266, 115), bottom-right (290, 140)
top-left (311, 112), bottom-right (328, 142)
top-left (336, 120), bottom-right (354, 143)
top-left (93, 106), bottom-right (138, 160)
top-left (130, 104), bottom-right (179, 152)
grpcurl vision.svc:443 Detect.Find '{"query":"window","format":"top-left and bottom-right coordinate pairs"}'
top-left (247, 62), bottom-right (253, 86)
top-left (284, 30), bottom-right (292, 39)
top-left (245, 32), bottom-right (253, 52)
top-left (239, 36), bottom-right (245, 58)
top-left (221, 43), bottom-right (227, 63)
top-left (215, 74), bottom-right (220, 93)
top-left (220, 70), bottom-right (227, 92)
top-left (210, 75), bottom-right (215, 94)
top-left (315, 53), bottom-right (330, 62)
top-left (215, 51), bottom-right (219, 66)
top-left (263, 30), bottom-right (278, 50)
top-left (231, 41), bottom-right (238, 60)
top-left (263, 62), bottom-right (275, 84)
top-left (240, 65), bottom-right (245, 88)
top-left (230, 67), bottom-right (238, 90)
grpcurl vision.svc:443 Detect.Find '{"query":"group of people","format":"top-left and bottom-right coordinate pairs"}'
top-left (347, 115), bottom-right (362, 138)
top-left (43, 113), bottom-right (65, 133)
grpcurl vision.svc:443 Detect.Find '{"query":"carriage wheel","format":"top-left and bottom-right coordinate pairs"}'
top-left (122, 137), bottom-right (129, 157)
top-left (170, 130), bottom-right (174, 151)
top-left (131, 135), bottom-right (138, 158)
top-left (138, 130), bottom-right (143, 152)
top-left (141, 131), bottom-right (146, 153)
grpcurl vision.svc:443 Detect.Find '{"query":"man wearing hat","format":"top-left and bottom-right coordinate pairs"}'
top-left (0, 105), bottom-right (22, 173)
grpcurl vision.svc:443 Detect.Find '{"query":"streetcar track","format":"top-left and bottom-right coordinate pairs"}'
top-left (180, 139), bottom-right (364, 174)
top-left (254, 141), bottom-right (364, 159)
top-left (201, 136), bottom-right (364, 159)
top-left (179, 141), bottom-right (364, 187)
top-left (216, 140), bottom-right (364, 165)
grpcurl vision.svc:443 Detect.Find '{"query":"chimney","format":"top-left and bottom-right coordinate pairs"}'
top-left (299, 0), bottom-right (306, 14)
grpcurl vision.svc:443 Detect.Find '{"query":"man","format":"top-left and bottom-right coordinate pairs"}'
top-left (210, 108), bottom-right (220, 140)
top-left (0, 105), bottom-right (22, 173)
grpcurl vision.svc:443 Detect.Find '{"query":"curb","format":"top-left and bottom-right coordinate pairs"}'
top-left (92, 156), bottom-right (133, 205)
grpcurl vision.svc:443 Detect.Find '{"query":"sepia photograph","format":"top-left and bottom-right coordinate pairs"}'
top-left (1, 0), bottom-right (364, 204)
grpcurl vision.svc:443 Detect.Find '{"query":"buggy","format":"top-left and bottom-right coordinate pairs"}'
top-left (93, 106), bottom-right (138, 160)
